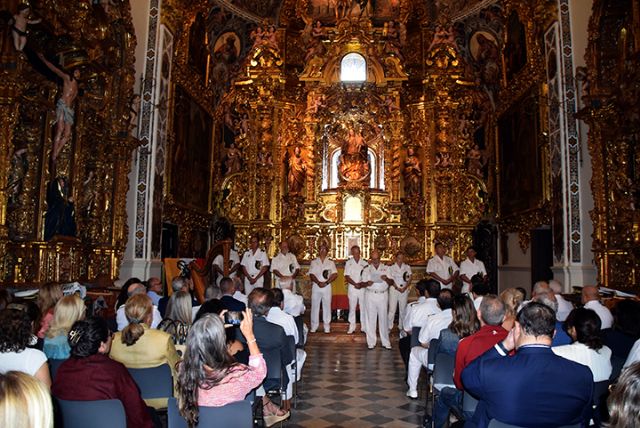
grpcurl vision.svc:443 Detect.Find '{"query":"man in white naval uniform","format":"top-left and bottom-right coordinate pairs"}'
top-left (344, 245), bottom-right (370, 334)
top-left (309, 244), bottom-right (338, 333)
top-left (271, 240), bottom-right (300, 291)
top-left (240, 236), bottom-right (270, 295)
top-left (459, 246), bottom-right (487, 294)
top-left (426, 242), bottom-right (459, 290)
top-left (212, 246), bottom-right (241, 287)
top-left (387, 252), bottom-right (412, 332)
top-left (362, 250), bottom-right (392, 350)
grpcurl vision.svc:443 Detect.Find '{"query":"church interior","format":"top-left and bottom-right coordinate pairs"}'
top-left (0, 0), bottom-right (639, 427)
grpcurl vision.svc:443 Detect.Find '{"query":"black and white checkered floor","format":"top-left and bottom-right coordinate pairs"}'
top-left (286, 324), bottom-right (424, 427)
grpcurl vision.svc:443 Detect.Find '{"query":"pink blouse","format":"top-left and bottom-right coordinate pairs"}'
top-left (37, 310), bottom-right (54, 339)
top-left (197, 354), bottom-right (267, 407)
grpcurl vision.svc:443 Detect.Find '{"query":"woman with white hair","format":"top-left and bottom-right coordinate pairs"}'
top-left (158, 291), bottom-right (193, 356)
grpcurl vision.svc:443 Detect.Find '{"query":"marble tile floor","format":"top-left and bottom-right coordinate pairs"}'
top-left (285, 322), bottom-right (426, 428)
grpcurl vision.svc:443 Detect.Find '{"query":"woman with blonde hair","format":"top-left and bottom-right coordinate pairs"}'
top-left (110, 294), bottom-right (179, 409)
top-left (43, 294), bottom-right (86, 359)
top-left (0, 371), bottom-right (53, 428)
top-left (37, 283), bottom-right (64, 339)
top-left (499, 287), bottom-right (525, 330)
top-left (158, 291), bottom-right (193, 356)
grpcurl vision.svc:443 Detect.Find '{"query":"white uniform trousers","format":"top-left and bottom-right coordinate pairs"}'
top-left (347, 285), bottom-right (368, 333)
top-left (364, 290), bottom-right (391, 348)
top-left (407, 346), bottom-right (430, 392)
top-left (310, 284), bottom-right (332, 332)
top-left (388, 288), bottom-right (409, 331)
top-left (244, 282), bottom-right (262, 296)
top-left (285, 349), bottom-right (307, 399)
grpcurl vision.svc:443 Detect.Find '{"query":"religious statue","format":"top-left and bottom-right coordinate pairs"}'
top-left (466, 144), bottom-right (485, 177)
top-left (334, 0), bottom-right (351, 20)
top-left (287, 147), bottom-right (306, 196)
top-left (7, 148), bottom-right (27, 207)
top-left (429, 25), bottom-right (457, 51)
top-left (128, 94), bottom-right (140, 137)
top-left (11, 4), bottom-right (41, 52)
top-left (403, 148), bottom-right (422, 197)
top-left (37, 53), bottom-right (80, 163)
top-left (44, 177), bottom-right (77, 241)
top-left (81, 170), bottom-right (98, 218)
top-left (338, 128), bottom-right (370, 183)
top-left (224, 143), bottom-right (242, 174)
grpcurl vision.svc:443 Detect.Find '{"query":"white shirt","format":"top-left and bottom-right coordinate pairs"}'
top-left (555, 294), bottom-right (574, 322)
top-left (213, 249), bottom-right (240, 286)
top-left (271, 252), bottom-right (300, 288)
top-left (426, 255), bottom-right (459, 289)
top-left (418, 308), bottom-right (453, 345)
top-left (459, 258), bottom-right (487, 293)
top-left (473, 295), bottom-right (484, 310)
top-left (624, 338), bottom-right (640, 368)
top-left (403, 296), bottom-right (441, 332)
top-left (241, 248), bottom-right (270, 288)
top-left (363, 263), bottom-right (389, 292)
top-left (584, 300), bottom-right (614, 329)
top-left (553, 342), bottom-right (613, 382)
top-left (0, 348), bottom-right (47, 376)
top-left (267, 306), bottom-right (299, 344)
top-left (309, 257), bottom-right (337, 286)
top-left (116, 304), bottom-right (162, 331)
top-left (282, 289), bottom-right (305, 317)
top-left (387, 262), bottom-right (412, 290)
top-left (344, 257), bottom-right (369, 284)
top-left (233, 290), bottom-right (248, 306)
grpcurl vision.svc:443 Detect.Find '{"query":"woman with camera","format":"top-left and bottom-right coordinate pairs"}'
top-left (177, 308), bottom-right (289, 427)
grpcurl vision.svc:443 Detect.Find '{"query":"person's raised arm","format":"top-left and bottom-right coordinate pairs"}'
top-left (37, 53), bottom-right (68, 80)
top-left (239, 308), bottom-right (260, 356)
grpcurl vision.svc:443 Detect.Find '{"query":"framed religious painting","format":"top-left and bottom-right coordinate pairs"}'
top-left (168, 85), bottom-right (214, 213)
top-left (497, 89), bottom-right (544, 219)
top-left (504, 10), bottom-right (528, 83)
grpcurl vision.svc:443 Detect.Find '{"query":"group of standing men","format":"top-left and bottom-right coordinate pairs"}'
top-left (213, 237), bottom-right (487, 350)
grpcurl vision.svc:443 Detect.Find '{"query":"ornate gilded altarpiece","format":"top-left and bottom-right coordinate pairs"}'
top-left (0, 1), bottom-right (137, 286)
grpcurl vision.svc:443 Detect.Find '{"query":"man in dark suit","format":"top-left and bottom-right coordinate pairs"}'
top-left (247, 288), bottom-right (293, 419)
top-left (462, 302), bottom-right (594, 428)
top-left (220, 276), bottom-right (246, 312)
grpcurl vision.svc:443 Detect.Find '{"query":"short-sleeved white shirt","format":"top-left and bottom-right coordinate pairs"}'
top-left (213, 248), bottom-right (240, 286)
top-left (387, 262), bottom-right (412, 288)
top-left (0, 348), bottom-right (48, 376)
top-left (344, 257), bottom-right (369, 284)
top-left (271, 252), bottom-right (300, 288)
top-left (403, 297), bottom-right (441, 331)
top-left (426, 255), bottom-right (459, 289)
top-left (309, 257), bottom-right (337, 285)
top-left (418, 309), bottom-right (452, 345)
top-left (241, 249), bottom-right (270, 289)
top-left (363, 263), bottom-right (390, 292)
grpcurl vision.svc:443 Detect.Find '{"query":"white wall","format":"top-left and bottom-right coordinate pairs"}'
top-left (498, 233), bottom-right (532, 294)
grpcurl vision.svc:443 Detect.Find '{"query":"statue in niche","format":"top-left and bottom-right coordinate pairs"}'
top-left (403, 148), bottom-right (422, 197)
top-left (339, 128), bottom-right (370, 183)
top-left (11, 4), bottom-right (41, 52)
top-left (466, 144), bottom-right (486, 177)
top-left (44, 177), bottom-right (77, 241)
top-left (224, 143), bottom-right (242, 175)
top-left (37, 53), bottom-right (80, 164)
top-left (81, 170), bottom-right (98, 218)
top-left (287, 147), bottom-right (306, 196)
top-left (429, 24), bottom-right (457, 51)
top-left (7, 148), bottom-right (27, 207)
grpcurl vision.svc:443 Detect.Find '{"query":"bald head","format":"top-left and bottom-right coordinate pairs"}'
top-left (127, 282), bottom-right (145, 297)
top-left (548, 279), bottom-right (563, 294)
top-left (581, 285), bottom-right (599, 304)
top-left (220, 277), bottom-right (235, 295)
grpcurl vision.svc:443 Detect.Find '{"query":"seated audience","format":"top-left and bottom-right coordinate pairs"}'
top-left (499, 287), bottom-right (524, 331)
top-left (0, 308), bottom-right (50, 387)
top-left (581, 285), bottom-right (613, 329)
top-left (116, 282), bottom-right (162, 330)
top-left (52, 318), bottom-right (155, 428)
top-left (43, 294), bottom-right (86, 359)
top-left (193, 298), bottom-right (246, 361)
top-left (110, 294), bottom-right (180, 408)
top-left (246, 289), bottom-right (292, 422)
top-left (553, 308), bottom-right (612, 382)
top-left (607, 361), bottom-right (640, 428)
top-left (280, 278), bottom-right (305, 317)
top-left (430, 295), bottom-right (507, 427)
top-left (36, 283), bottom-right (63, 339)
top-left (462, 302), bottom-right (594, 428)
top-left (158, 291), bottom-right (193, 356)
top-left (515, 286), bottom-right (528, 301)
top-left (406, 289), bottom-right (453, 399)
top-left (114, 277), bottom-right (142, 311)
top-left (219, 277), bottom-right (246, 312)
top-left (0, 371), bottom-right (53, 428)
top-left (232, 277), bottom-right (248, 306)
top-left (533, 291), bottom-right (572, 346)
top-left (159, 277), bottom-right (198, 317)
top-left (602, 299), bottom-right (640, 362)
top-left (469, 275), bottom-right (489, 310)
top-left (548, 279), bottom-right (573, 321)
top-left (176, 311), bottom-right (285, 427)
top-left (399, 279), bottom-right (441, 368)
top-left (146, 277), bottom-right (163, 306)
